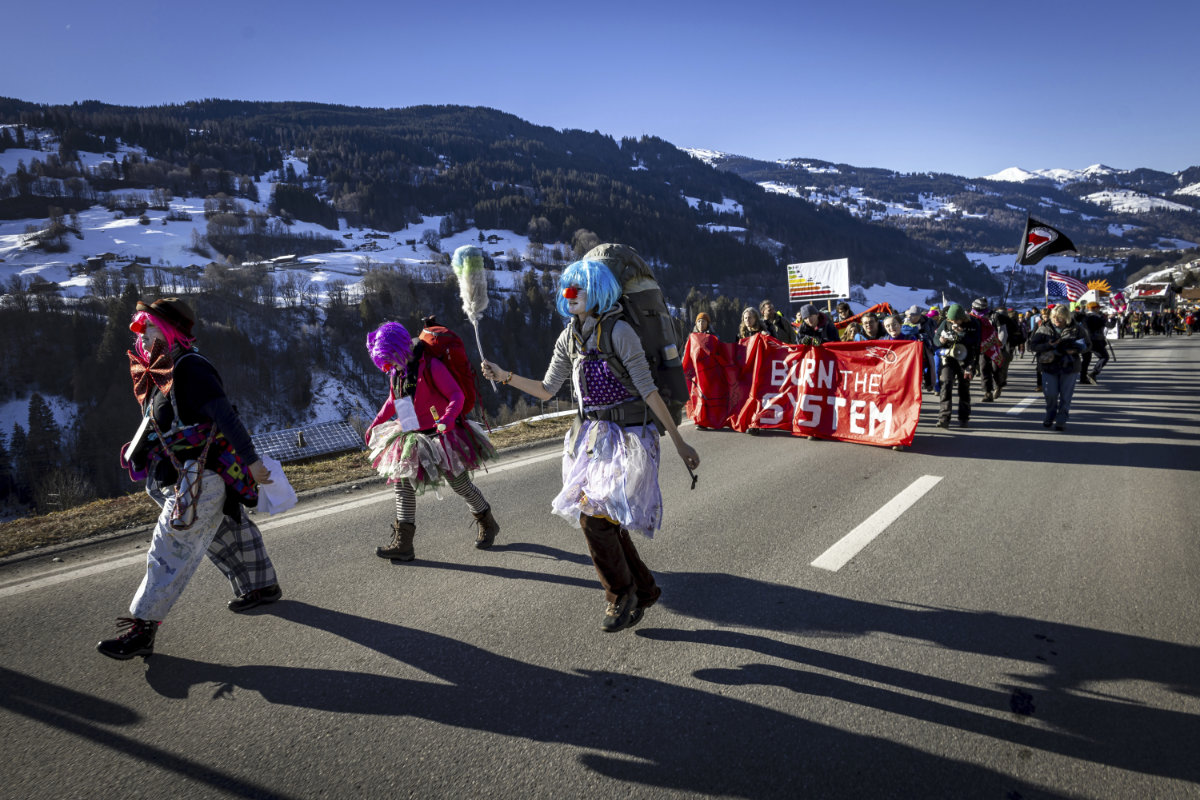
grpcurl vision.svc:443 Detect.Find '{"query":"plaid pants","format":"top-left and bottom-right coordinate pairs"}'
top-left (134, 476), bottom-right (278, 620)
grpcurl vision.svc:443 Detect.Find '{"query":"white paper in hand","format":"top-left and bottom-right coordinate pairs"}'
top-left (395, 396), bottom-right (420, 431)
top-left (256, 456), bottom-right (297, 515)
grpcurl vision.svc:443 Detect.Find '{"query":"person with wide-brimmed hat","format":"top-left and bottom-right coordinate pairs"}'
top-left (97, 298), bottom-right (281, 660)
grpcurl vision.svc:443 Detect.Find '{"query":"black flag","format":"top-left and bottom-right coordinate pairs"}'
top-left (1016, 217), bottom-right (1077, 266)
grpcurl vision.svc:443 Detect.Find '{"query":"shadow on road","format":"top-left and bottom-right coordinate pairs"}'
top-left (910, 338), bottom-right (1200, 471)
top-left (0, 666), bottom-right (295, 800)
top-left (643, 571), bottom-right (1200, 785)
top-left (140, 601), bottom-right (1069, 799)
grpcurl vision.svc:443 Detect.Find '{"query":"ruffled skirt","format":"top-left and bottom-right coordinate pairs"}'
top-left (368, 419), bottom-right (496, 493)
top-left (551, 421), bottom-right (662, 538)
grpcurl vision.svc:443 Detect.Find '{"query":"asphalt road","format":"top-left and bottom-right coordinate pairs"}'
top-left (2, 335), bottom-right (1198, 800)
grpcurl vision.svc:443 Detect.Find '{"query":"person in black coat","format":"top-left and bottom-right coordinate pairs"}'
top-left (934, 304), bottom-right (981, 428)
top-left (1029, 304), bottom-right (1090, 430)
top-left (98, 298), bottom-right (281, 661)
top-left (795, 304), bottom-right (839, 345)
top-left (759, 299), bottom-right (796, 344)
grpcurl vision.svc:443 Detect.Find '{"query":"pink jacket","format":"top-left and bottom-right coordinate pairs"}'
top-left (367, 358), bottom-right (464, 440)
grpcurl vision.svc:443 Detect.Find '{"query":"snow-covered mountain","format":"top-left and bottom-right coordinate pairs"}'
top-left (982, 164), bottom-right (1121, 185)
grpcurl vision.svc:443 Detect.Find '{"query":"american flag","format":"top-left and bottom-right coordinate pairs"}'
top-left (1045, 270), bottom-right (1087, 301)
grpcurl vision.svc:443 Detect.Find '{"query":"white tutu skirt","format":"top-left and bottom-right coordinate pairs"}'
top-left (368, 419), bottom-right (496, 493)
top-left (551, 420), bottom-right (662, 538)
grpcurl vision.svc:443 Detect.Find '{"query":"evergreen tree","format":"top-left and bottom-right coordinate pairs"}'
top-left (0, 429), bottom-right (11, 500)
top-left (25, 393), bottom-right (62, 485)
top-left (10, 423), bottom-right (30, 504)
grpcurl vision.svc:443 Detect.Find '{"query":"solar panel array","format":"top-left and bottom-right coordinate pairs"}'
top-left (251, 420), bottom-right (365, 463)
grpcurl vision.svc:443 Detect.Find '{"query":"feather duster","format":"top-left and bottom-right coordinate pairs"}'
top-left (452, 245), bottom-right (489, 323)
top-left (451, 245), bottom-right (496, 389)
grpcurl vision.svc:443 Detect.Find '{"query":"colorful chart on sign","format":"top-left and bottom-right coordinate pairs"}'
top-left (786, 259), bottom-right (849, 304)
top-left (788, 265), bottom-right (839, 302)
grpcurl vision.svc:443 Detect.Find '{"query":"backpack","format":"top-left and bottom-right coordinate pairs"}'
top-left (997, 312), bottom-right (1024, 347)
top-left (581, 243), bottom-right (689, 425)
top-left (417, 323), bottom-right (478, 417)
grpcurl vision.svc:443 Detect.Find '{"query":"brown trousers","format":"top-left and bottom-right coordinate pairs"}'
top-left (579, 514), bottom-right (659, 605)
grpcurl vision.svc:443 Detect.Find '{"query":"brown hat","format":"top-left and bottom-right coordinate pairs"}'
top-left (132, 297), bottom-right (196, 337)
top-left (695, 312), bottom-right (711, 322)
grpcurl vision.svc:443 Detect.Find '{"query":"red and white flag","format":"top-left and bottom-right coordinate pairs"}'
top-left (1045, 270), bottom-right (1087, 302)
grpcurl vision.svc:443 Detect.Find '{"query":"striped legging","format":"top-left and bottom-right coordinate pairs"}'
top-left (393, 472), bottom-right (488, 523)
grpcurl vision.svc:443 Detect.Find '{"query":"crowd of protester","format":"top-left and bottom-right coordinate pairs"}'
top-left (699, 294), bottom-right (1199, 435)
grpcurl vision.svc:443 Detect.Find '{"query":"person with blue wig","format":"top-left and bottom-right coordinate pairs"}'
top-left (481, 258), bottom-right (700, 633)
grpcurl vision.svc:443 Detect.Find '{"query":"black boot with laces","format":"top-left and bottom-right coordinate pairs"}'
top-left (96, 617), bottom-right (158, 660)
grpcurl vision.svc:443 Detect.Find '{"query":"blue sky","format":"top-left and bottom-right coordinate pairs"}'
top-left (3, 0), bottom-right (1195, 177)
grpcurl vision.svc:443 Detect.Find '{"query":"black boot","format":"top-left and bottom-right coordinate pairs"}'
top-left (601, 586), bottom-right (639, 633)
top-left (97, 617), bottom-right (158, 660)
top-left (472, 506), bottom-right (500, 549)
top-left (376, 520), bottom-right (415, 561)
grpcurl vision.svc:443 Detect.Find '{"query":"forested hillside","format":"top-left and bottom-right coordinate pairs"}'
top-left (0, 98), bottom-right (998, 299)
top-left (0, 97), bottom-right (1011, 518)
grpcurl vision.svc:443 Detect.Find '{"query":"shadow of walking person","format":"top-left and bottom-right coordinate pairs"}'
top-left (142, 601), bottom-right (1071, 799)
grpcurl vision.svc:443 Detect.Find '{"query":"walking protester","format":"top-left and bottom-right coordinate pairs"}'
top-left (992, 305), bottom-right (1019, 389)
top-left (934, 304), bottom-right (981, 429)
top-left (480, 259), bottom-right (700, 633)
top-left (882, 314), bottom-right (913, 340)
top-left (835, 301), bottom-right (859, 342)
top-left (1079, 301), bottom-right (1109, 384)
top-left (854, 312), bottom-right (886, 341)
top-left (969, 298), bottom-right (1005, 402)
top-left (738, 307), bottom-right (767, 340)
top-left (365, 321), bottom-right (499, 560)
top-left (759, 299), bottom-right (796, 344)
top-left (796, 303), bottom-right (839, 345)
top-left (99, 298), bottom-right (280, 660)
top-left (902, 305), bottom-right (935, 391)
top-left (693, 311), bottom-right (714, 336)
top-left (1029, 304), bottom-right (1090, 431)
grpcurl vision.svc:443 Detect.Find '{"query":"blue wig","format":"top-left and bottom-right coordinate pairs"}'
top-left (555, 259), bottom-right (622, 319)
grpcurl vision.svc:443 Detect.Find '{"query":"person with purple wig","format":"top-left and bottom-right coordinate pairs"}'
top-left (97, 298), bottom-right (281, 661)
top-left (481, 256), bottom-right (700, 634)
top-left (365, 320), bottom-right (498, 560)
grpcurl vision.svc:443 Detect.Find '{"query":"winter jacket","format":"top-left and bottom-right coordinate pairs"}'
top-left (796, 316), bottom-right (839, 346)
top-left (762, 312), bottom-right (797, 344)
top-left (934, 317), bottom-right (981, 366)
top-left (1029, 321), bottom-right (1090, 375)
top-left (369, 351), bottom-right (465, 437)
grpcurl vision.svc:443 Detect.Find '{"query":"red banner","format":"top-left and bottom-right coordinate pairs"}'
top-left (682, 333), bottom-right (922, 448)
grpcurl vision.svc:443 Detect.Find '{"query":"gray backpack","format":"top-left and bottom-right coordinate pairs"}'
top-left (581, 243), bottom-right (689, 425)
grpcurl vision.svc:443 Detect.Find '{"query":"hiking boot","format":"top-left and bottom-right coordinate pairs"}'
top-left (1042, 419), bottom-right (1054, 428)
top-left (97, 617), bottom-right (158, 660)
top-left (228, 584), bottom-right (282, 613)
top-left (982, 393), bottom-right (994, 402)
top-left (1089, 372), bottom-right (1100, 384)
top-left (601, 587), bottom-right (639, 633)
top-left (629, 586), bottom-right (663, 628)
top-left (376, 520), bottom-right (415, 561)
top-left (936, 419), bottom-right (950, 429)
top-left (472, 506), bottom-right (499, 549)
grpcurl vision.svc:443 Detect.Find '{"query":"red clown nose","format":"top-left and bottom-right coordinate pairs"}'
top-left (562, 286), bottom-right (581, 299)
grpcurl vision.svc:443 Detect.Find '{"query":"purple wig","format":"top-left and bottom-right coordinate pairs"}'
top-left (366, 321), bottom-right (412, 374)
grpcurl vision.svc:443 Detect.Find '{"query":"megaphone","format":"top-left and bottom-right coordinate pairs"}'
top-left (937, 344), bottom-right (968, 362)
